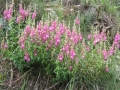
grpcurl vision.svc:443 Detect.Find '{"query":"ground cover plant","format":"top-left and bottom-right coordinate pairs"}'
top-left (0, 0), bottom-right (120, 90)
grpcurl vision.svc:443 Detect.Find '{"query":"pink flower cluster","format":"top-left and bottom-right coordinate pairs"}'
top-left (102, 33), bottom-right (120, 61)
top-left (16, 5), bottom-right (36, 23)
top-left (102, 46), bottom-right (115, 61)
top-left (58, 53), bottom-right (64, 62)
top-left (113, 33), bottom-right (120, 48)
top-left (102, 50), bottom-right (108, 60)
top-left (18, 36), bottom-right (26, 50)
top-left (75, 18), bottom-right (80, 25)
top-left (16, 5), bottom-right (29, 23)
top-left (88, 34), bottom-right (92, 40)
top-left (101, 33), bottom-right (120, 61)
top-left (3, 5), bottom-right (13, 20)
top-left (93, 32), bottom-right (107, 45)
top-left (32, 10), bottom-right (36, 19)
top-left (24, 53), bottom-right (30, 62)
top-left (58, 29), bottom-right (83, 62)
top-left (3, 44), bottom-right (8, 49)
top-left (19, 21), bottom-right (68, 62)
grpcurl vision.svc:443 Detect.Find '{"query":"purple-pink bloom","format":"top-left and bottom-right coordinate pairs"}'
top-left (69, 66), bottom-right (73, 71)
top-left (34, 50), bottom-right (38, 56)
top-left (102, 50), bottom-right (108, 61)
top-left (3, 5), bottom-right (13, 20)
top-left (32, 10), bottom-right (36, 19)
top-left (70, 49), bottom-right (76, 60)
top-left (105, 67), bottom-right (109, 72)
top-left (88, 34), bottom-right (92, 40)
top-left (75, 18), bottom-right (80, 25)
top-left (24, 53), bottom-right (30, 62)
top-left (4, 44), bottom-right (8, 49)
top-left (58, 53), bottom-right (64, 62)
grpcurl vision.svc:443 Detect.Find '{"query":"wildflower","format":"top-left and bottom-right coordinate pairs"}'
top-left (102, 50), bottom-right (108, 61)
top-left (34, 50), bottom-right (38, 56)
top-left (59, 23), bottom-right (65, 34)
top-left (54, 34), bottom-right (61, 47)
top-left (3, 5), bottom-right (13, 20)
top-left (108, 46), bottom-right (114, 56)
top-left (32, 10), bottom-right (36, 19)
top-left (75, 57), bottom-right (79, 64)
top-left (105, 67), bottom-right (109, 72)
top-left (46, 41), bottom-right (53, 50)
top-left (79, 34), bottom-right (82, 41)
top-left (86, 46), bottom-right (90, 51)
top-left (58, 53), bottom-right (64, 62)
top-left (81, 55), bottom-right (85, 59)
top-left (16, 15), bottom-right (22, 23)
top-left (62, 44), bottom-right (70, 54)
top-left (4, 44), bottom-right (8, 49)
top-left (24, 25), bottom-right (31, 35)
top-left (70, 49), bottom-right (76, 60)
top-left (24, 53), bottom-right (30, 62)
top-left (19, 5), bottom-right (28, 19)
top-left (20, 44), bottom-right (25, 49)
top-left (30, 27), bottom-right (36, 38)
top-left (25, 11), bottom-right (28, 17)
top-left (19, 5), bottom-right (25, 16)
top-left (67, 30), bottom-right (72, 37)
top-left (69, 66), bottom-right (73, 71)
top-left (75, 18), bottom-right (80, 25)
top-left (54, 38), bottom-right (60, 47)
top-left (88, 34), bottom-right (92, 40)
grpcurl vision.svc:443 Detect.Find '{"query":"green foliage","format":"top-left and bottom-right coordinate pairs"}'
top-left (0, 0), bottom-right (120, 90)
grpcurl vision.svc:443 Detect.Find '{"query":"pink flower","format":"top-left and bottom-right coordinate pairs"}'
top-left (75, 18), bottom-right (80, 25)
top-left (54, 34), bottom-right (61, 47)
top-left (24, 25), bottom-right (31, 35)
top-left (102, 50), bottom-right (108, 61)
top-left (4, 44), bottom-right (8, 49)
top-left (75, 57), bottom-right (79, 64)
top-left (32, 10), bottom-right (36, 19)
top-left (30, 27), bottom-right (36, 38)
top-left (59, 23), bottom-right (65, 34)
top-left (46, 41), bottom-right (53, 50)
top-left (19, 5), bottom-right (25, 16)
top-left (70, 49), bottom-right (76, 60)
top-left (3, 5), bottom-right (13, 20)
top-left (19, 5), bottom-right (28, 19)
top-left (88, 34), bottom-right (92, 40)
top-left (105, 67), bottom-right (109, 72)
top-left (16, 15), bottom-right (22, 23)
top-left (86, 46), bottom-right (90, 51)
top-left (21, 44), bottom-right (25, 49)
top-left (34, 50), bottom-right (38, 56)
top-left (3, 9), bottom-right (8, 16)
top-left (24, 53), bottom-right (30, 62)
top-left (108, 46), bottom-right (115, 56)
top-left (79, 34), bottom-right (82, 41)
top-left (25, 11), bottom-right (28, 17)
top-left (81, 55), bottom-right (85, 59)
top-left (69, 66), bottom-right (73, 71)
top-left (58, 53), bottom-right (64, 62)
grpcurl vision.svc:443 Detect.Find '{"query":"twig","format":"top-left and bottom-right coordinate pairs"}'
top-left (44, 81), bottom-right (62, 90)
top-left (96, 5), bottom-right (101, 22)
top-left (9, 61), bottom-right (13, 87)
top-left (80, 84), bottom-right (84, 90)
top-left (0, 68), bottom-right (32, 86)
top-left (33, 71), bottom-right (40, 89)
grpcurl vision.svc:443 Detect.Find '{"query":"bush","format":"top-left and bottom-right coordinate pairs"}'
top-left (0, 1), bottom-right (119, 89)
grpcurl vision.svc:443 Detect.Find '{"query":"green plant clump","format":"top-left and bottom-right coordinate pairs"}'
top-left (0, 0), bottom-right (120, 89)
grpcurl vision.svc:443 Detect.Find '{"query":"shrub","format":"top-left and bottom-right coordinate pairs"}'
top-left (0, 0), bottom-right (119, 89)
